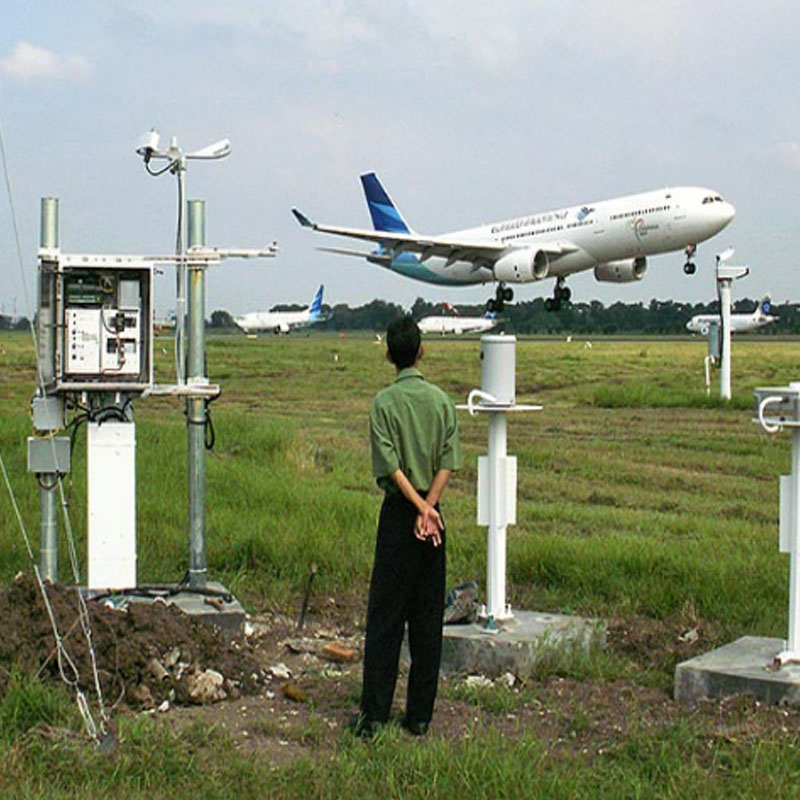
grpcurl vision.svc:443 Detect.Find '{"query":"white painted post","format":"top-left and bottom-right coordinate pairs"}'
top-left (719, 278), bottom-right (732, 401)
top-left (461, 335), bottom-right (540, 628)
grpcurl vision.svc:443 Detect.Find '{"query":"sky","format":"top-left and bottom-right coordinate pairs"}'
top-left (1, 1), bottom-right (799, 318)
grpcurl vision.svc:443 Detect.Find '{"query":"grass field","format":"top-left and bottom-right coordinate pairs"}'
top-left (2, 330), bottom-right (800, 797)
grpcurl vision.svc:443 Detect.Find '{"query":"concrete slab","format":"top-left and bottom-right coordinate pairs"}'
top-left (88, 581), bottom-right (245, 635)
top-left (675, 636), bottom-right (800, 706)
top-left (437, 609), bottom-right (606, 679)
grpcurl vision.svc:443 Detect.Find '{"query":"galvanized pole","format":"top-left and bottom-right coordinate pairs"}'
top-left (186, 199), bottom-right (207, 588)
top-left (38, 198), bottom-right (59, 581)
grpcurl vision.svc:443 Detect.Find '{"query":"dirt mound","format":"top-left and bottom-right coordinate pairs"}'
top-left (0, 574), bottom-right (267, 708)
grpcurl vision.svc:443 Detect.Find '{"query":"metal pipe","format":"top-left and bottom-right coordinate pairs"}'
top-left (486, 412), bottom-right (508, 621)
top-left (38, 198), bottom-right (59, 581)
top-left (719, 280), bottom-right (732, 400)
top-left (789, 426), bottom-right (800, 655)
top-left (186, 199), bottom-right (207, 588)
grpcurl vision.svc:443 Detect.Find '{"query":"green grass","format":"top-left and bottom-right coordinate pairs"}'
top-left (3, 330), bottom-right (800, 795)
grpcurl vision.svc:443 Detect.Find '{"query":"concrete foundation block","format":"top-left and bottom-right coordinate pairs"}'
top-left (675, 636), bottom-right (800, 706)
top-left (437, 609), bottom-right (606, 679)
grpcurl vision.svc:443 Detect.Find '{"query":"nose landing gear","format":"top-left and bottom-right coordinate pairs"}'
top-left (683, 244), bottom-right (697, 275)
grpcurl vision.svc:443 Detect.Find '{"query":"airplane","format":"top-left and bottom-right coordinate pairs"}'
top-left (292, 173), bottom-right (735, 312)
top-left (417, 302), bottom-right (499, 335)
top-left (686, 296), bottom-right (777, 335)
top-left (234, 285), bottom-right (326, 334)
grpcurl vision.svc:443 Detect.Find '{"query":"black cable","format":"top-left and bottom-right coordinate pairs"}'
top-left (144, 160), bottom-right (174, 178)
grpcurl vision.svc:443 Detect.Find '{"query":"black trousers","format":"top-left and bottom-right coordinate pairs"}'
top-left (360, 492), bottom-right (446, 724)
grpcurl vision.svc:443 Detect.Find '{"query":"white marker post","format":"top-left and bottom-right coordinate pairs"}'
top-left (755, 383), bottom-right (800, 664)
top-left (460, 336), bottom-right (541, 628)
top-left (716, 250), bottom-right (748, 401)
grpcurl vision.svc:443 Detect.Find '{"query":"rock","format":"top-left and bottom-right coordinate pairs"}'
top-left (129, 683), bottom-right (154, 707)
top-left (163, 646), bottom-right (181, 668)
top-left (186, 669), bottom-right (228, 704)
top-left (282, 682), bottom-right (307, 703)
top-left (269, 662), bottom-right (292, 680)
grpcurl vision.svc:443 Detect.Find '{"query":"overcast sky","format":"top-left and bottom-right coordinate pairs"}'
top-left (2, 1), bottom-right (799, 317)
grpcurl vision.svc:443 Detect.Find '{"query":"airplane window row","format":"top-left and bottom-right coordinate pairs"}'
top-left (610, 204), bottom-right (671, 221)
top-left (566, 219), bottom-right (594, 230)
top-left (502, 224), bottom-right (565, 242)
top-left (702, 196), bottom-right (724, 204)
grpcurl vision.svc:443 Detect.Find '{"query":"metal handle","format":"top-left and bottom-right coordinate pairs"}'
top-left (758, 395), bottom-right (785, 433)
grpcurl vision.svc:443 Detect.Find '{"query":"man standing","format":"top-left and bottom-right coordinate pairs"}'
top-left (354, 314), bottom-right (462, 737)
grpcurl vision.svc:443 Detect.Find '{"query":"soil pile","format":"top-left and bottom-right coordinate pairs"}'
top-left (0, 574), bottom-right (267, 708)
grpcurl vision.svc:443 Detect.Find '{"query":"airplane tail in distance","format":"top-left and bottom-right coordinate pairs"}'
top-left (309, 285), bottom-right (324, 318)
top-left (760, 295), bottom-right (772, 315)
top-left (360, 172), bottom-right (412, 234)
top-left (443, 301), bottom-right (460, 316)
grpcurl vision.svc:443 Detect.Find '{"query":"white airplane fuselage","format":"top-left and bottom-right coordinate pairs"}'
top-left (417, 315), bottom-right (498, 335)
top-left (373, 186), bottom-right (735, 287)
top-left (686, 309), bottom-right (777, 335)
top-left (235, 308), bottom-right (314, 334)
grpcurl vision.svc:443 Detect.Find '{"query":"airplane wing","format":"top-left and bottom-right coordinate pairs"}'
top-left (292, 208), bottom-right (577, 266)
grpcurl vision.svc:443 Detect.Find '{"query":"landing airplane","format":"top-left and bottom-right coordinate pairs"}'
top-left (686, 296), bottom-right (777, 335)
top-left (418, 303), bottom-right (498, 336)
top-left (292, 173), bottom-right (735, 312)
top-left (234, 285), bottom-right (326, 335)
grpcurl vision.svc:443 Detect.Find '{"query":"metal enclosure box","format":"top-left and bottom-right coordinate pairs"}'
top-left (87, 421), bottom-right (137, 589)
top-left (40, 253), bottom-right (154, 392)
top-left (27, 436), bottom-right (71, 474)
top-left (31, 396), bottom-right (65, 432)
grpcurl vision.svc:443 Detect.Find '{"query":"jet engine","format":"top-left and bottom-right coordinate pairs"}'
top-left (493, 248), bottom-right (550, 283)
top-left (273, 322), bottom-right (290, 335)
top-left (593, 257), bottom-right (647, 283)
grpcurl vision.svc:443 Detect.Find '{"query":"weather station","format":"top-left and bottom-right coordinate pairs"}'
top-left (28, 130), bottom-right (277, 630)
top-left (438, 335), bottom-right (604, 679)
top-left (675, 384), bottom-right (800, 704)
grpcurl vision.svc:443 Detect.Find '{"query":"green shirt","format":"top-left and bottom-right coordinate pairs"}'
top-left (370, 367), bottom-right (462, 494)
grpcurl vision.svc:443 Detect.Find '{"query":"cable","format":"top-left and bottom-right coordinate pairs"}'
top-left (1, 115), bottom-right (109, 745)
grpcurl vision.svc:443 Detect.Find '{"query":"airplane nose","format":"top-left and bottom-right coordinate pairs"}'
top-left (722, 202), bottom-right (736, 225)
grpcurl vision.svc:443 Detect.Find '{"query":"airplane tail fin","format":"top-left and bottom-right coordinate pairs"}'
top-left (443, 301), bottom-right (460, 316)
top-left (309, 285), bottom-right (324, 318)
top-left (360, 173), bottom-right (413, 234)
top-left (760, 295), bottom-right (772, 316)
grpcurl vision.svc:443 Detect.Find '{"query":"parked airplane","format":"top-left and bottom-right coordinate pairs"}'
top-left (418, 303), bottom-right (499, 335)
top-left (293, 173), bottom-right (735, 312)
top-left (686, 296), bottom-right (777, 335)
top-left (234, 285), bottom-right (326, 334)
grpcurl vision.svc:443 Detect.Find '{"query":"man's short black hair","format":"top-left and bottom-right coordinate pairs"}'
top-left (386, 314), bottom-right (421, 369)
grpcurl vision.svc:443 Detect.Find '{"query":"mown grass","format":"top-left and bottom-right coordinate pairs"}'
top-left (2, 330), bottom-right (800, 795)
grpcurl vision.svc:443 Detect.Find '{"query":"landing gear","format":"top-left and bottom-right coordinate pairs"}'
top-left (683, 244), bottom-right (697, 275)
top-left (487, 283), bottom-right (513, 313)
top-left (545, 278), bottom-right (571, 312)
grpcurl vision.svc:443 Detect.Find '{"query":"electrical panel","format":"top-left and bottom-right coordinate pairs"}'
top-left (48, 257), bottom-right (154, 391)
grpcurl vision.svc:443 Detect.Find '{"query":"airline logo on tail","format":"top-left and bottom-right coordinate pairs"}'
top-left (309, 285), bottom-right (325, 320)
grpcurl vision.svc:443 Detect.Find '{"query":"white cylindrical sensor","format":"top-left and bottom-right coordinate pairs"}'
top-left (480, 335), bottom-right (516, 405)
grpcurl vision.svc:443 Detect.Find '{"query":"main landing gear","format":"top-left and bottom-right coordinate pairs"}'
top-left (545, 278), bottom-right (571, 312)
top-left (683, 243), bottom-right (697, 275)
top-left (487, 283), bottom-right (513, 313)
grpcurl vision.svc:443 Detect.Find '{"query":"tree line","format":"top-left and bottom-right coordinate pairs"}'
top-left (209, 296), bottom-right (800, 335)
top-left (5, 297), bottom-right (797, 336)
